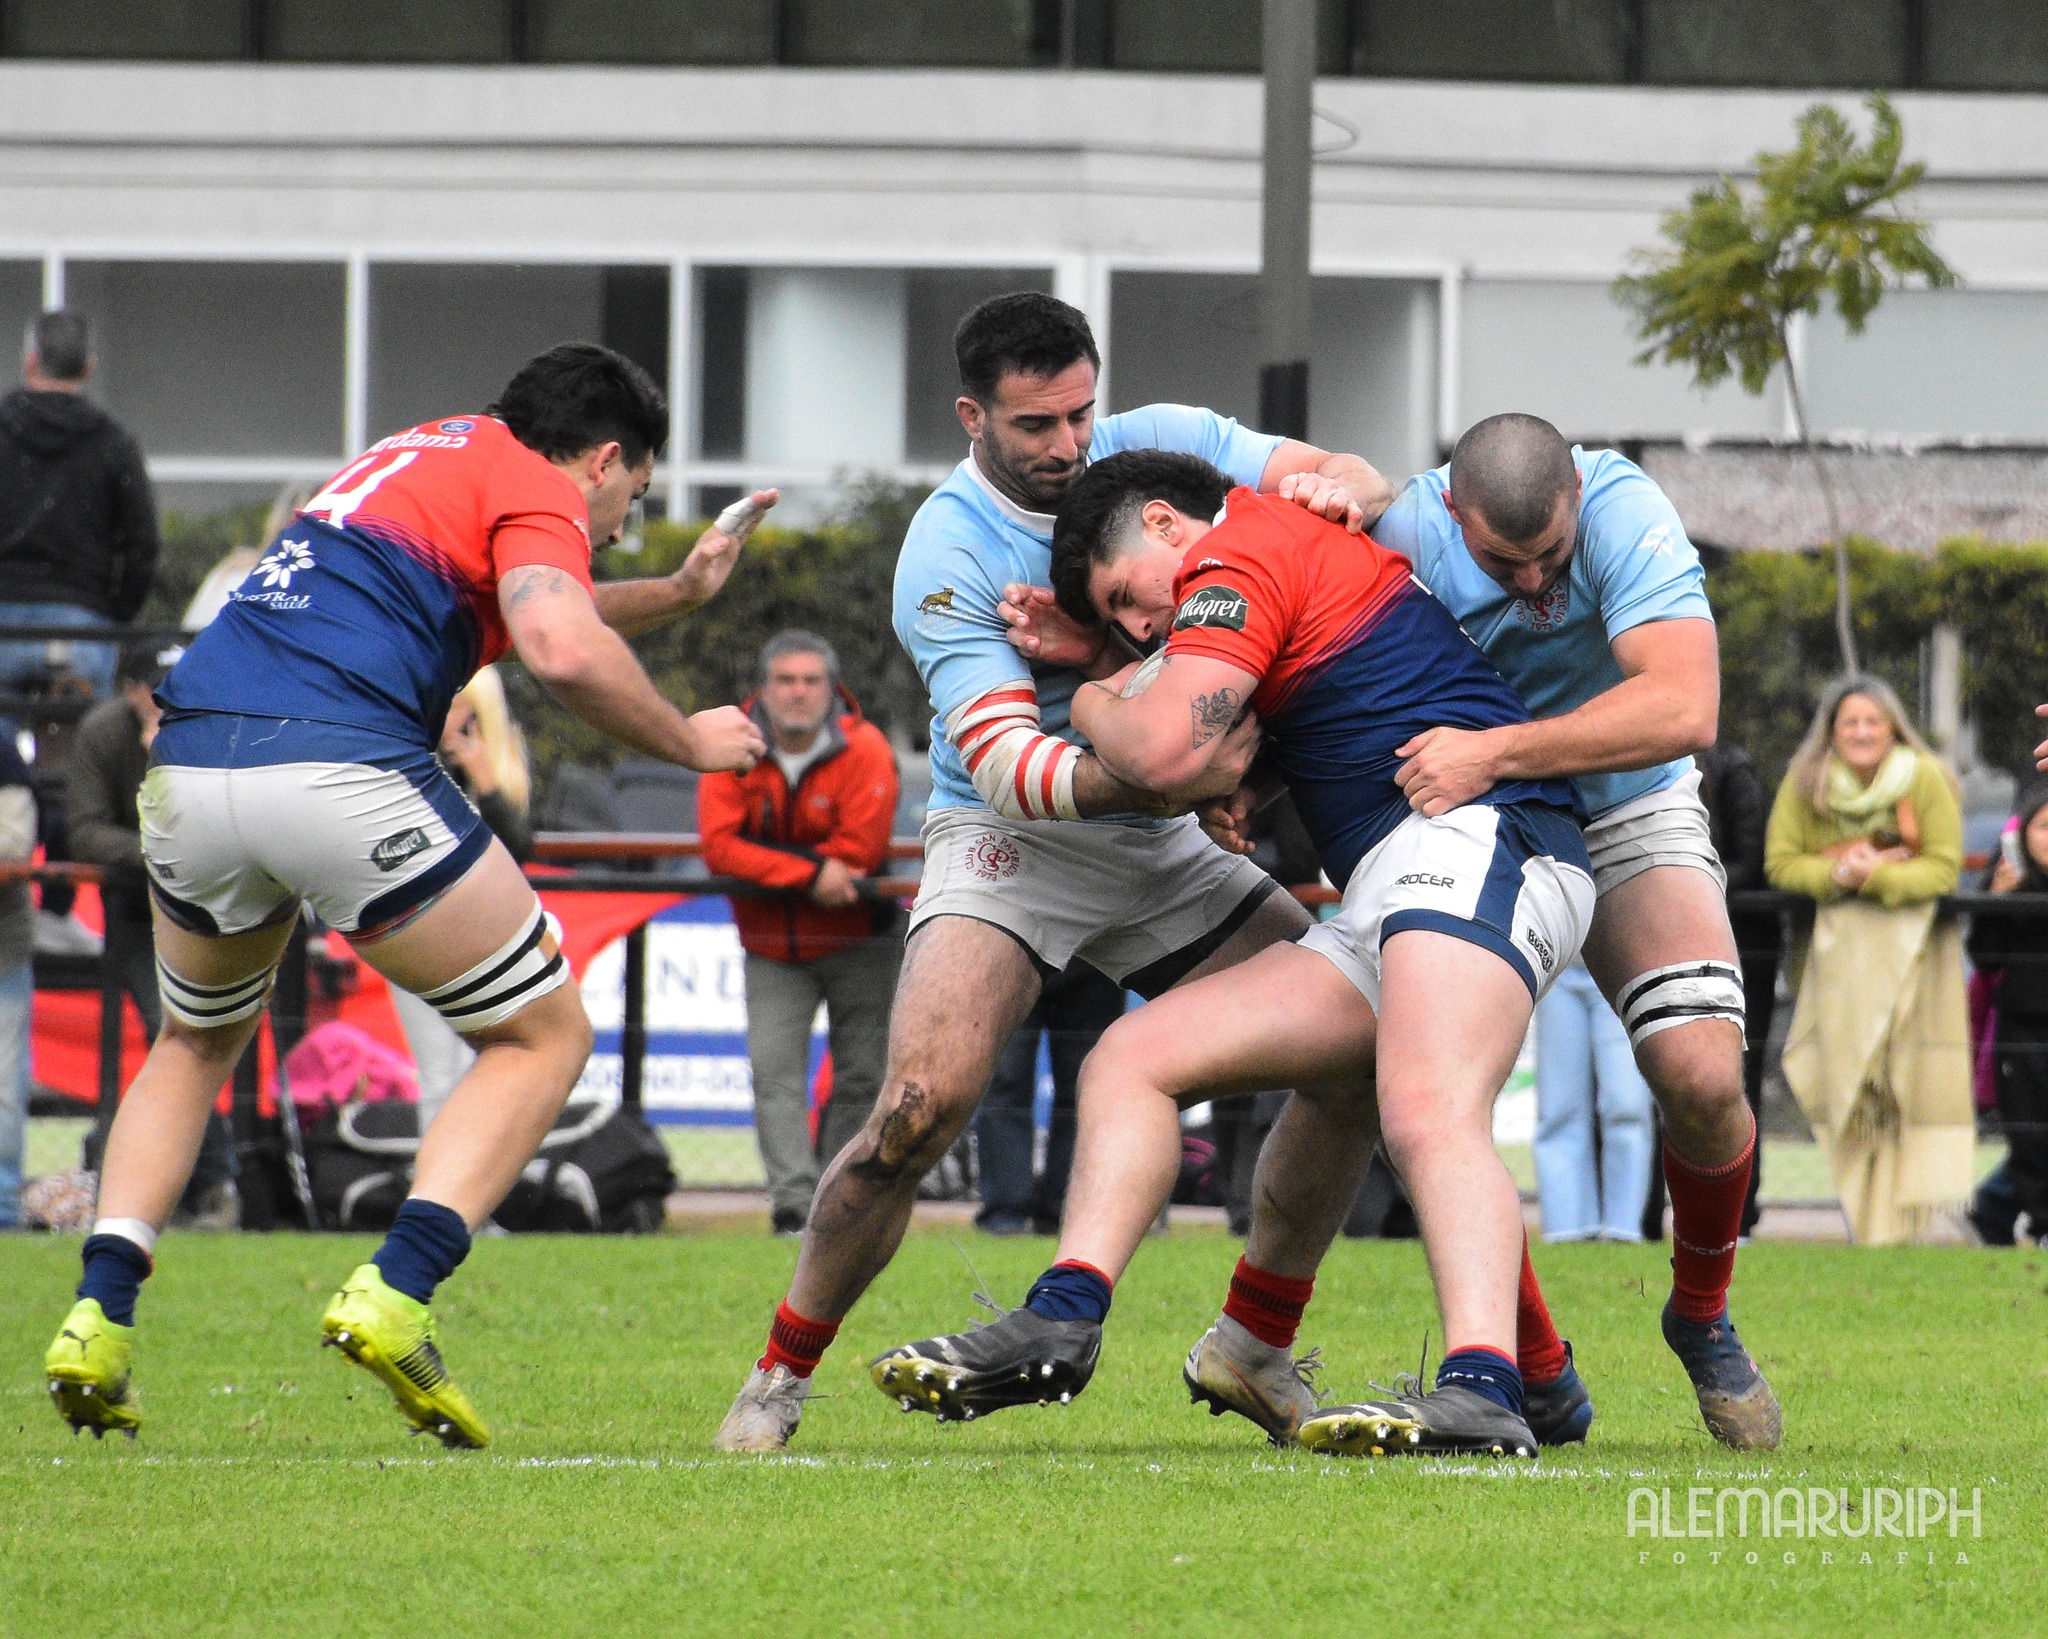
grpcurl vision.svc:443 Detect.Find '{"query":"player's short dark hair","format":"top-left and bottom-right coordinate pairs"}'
top-left (1049, 450), bottom-right (1233, 625)
top-left (1447, 413), bottom-right (1577, 544)
top-left (955, 292), bottom-right (1100, 405)
top-left (489, 341), bottom-right (669, 468)
top-left (25, 310), bottom-right (90, 381)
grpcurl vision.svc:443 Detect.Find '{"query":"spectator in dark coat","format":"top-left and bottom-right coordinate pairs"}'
top-left (67, 641), bottom-right (238, 1225)
top-left (0, 312), bottom-right (160, 706)
top-left (1694, 739), bottom-right (1776, 1234)
top-left (1965, 778), bottom-right (2048, 1244)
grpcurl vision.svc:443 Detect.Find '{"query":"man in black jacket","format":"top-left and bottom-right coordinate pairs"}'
top-left (0, 311), bottom-right (161, 707)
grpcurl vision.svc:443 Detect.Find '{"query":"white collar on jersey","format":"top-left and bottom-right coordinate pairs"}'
top-left (960, 447), bottom-right (1059, 536)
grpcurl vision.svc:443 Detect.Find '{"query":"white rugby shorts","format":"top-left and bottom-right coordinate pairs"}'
top-left (1299, 800), bottom-right (1594, 1010)
top-left (1583, 767), bottom-right (1725, 899)
top-left (910, 806), bottom-right (1279, 997)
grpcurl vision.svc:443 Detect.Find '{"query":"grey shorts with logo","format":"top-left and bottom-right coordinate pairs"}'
top-left (1583, 766), bottom-right (1726, 899)
top-left (910, 806), bottom-right (1279, 997)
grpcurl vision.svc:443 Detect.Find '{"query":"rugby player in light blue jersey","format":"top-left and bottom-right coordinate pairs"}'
top-left (1195, 413), bottom-right (1780, 1451)
top-left (715, 292), bottom-right (1394, 1452)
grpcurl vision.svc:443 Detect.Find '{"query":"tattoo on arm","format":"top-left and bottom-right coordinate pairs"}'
top-left (1190, 687), bottom-right (1242, 749)
top-left (502, 566), bottom-right (574, 609)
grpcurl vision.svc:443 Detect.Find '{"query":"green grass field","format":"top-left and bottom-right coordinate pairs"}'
top-left (1, 1229), bottom-right (2039, 1638)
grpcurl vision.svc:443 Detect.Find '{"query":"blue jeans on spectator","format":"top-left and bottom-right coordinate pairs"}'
top-left (1534, 960), bottom-right (1654, 1242)
top-left (0, 962), bottom-right (33, 1228)
top-left (0, 601), bottom-right (118, 708)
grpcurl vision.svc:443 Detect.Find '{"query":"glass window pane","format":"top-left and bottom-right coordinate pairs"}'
top-left (0, 264), bottom-right (42, 363)
top-left (1357, 0), bottom-right (1627, 83)
top-left (1924, 0), bottom-right (2048, 90)
top-left (4, 0), bottom-right (246, 58)
top-left (266, 0), bottom-right (510, 63)
top-left (785, 0), bottom-right (1039, 67)
top-left (527, 0), bottom-right (775, 64)
top-left (1112, 0), bottom-right (1260, 72)
top-left (63, 261), bottom-right (347, 457)
top-left (903, 269), bottom-right (1054, 463)
top-left (368, 263), bottom-right (613, 438)
top-left (1642, 0), bottom-right (1906, 88)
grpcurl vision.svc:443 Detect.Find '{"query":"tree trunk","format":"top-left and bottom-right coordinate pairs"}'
top-left (1782, 333), bottom-right (1859, 674)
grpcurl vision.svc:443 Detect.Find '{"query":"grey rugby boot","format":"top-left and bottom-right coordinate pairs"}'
top-left (1300, 1382), bottom-right (1536, 1460)
top-left (713, 1363), bottom-right (811, 1453)
top-left (1182, 1315), bottom-right (1326, 1446)
top-left (1522, 1339), bottom-right (1594, 1446)
top-left (872, 1305), bottom-right (1100, 1423)
top-left (1661, 1298), bottom-right (1782, 1451)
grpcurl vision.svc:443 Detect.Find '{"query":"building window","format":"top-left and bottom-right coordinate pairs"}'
top-left (525, 0), bottom-right (776, 64)
top-left (265, 0), bottom-right (513, 62)
top-left (2, 0), bottom-right (248, 58)
top-left (1923, 0), bottom-right (2048, 90)
top-left (1353, 0), bottom-right (1629, 83)
top-left (1640, 0), bottom-right (1908, 88)
top-left (783, 0), bottom-right (1044, 67)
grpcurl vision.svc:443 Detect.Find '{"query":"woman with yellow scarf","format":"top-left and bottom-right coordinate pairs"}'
top-left (1766, 676), bottom-right (1971, 1243)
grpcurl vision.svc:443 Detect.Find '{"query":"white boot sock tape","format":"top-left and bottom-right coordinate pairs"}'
top-left (419, 904), bottom-right (568, 1032)
top-left (1615, 960), bottom-right (1746, 1050)
top-left (158, 958), bottom-right (275, 1029)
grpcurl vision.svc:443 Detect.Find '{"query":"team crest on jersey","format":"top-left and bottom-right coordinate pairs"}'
top-left (1174, 585), bottom-right (1249, 633)
top-left (963, 832), bottom-right (1021, 882)
top-left (438, 419), bottom-right (476, 434)
top-left (1513, 583), bottom-right (1570, 633)
top-left (915, 585), bottom-right (976, 640)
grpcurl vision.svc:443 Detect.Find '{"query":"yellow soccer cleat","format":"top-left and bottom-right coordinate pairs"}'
top-left (45, 1299), bottom-right (143, 1439)
top-left (320, 1263), bottom-right (490, 1449)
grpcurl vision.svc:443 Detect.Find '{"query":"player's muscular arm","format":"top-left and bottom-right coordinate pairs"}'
top-left (1259, 441), bottom-right (1395, 535)
top-left (1394, 617), bottom-right (1719, 816)
top-left (1071, 653), bottom-right (1263, 801)
top-left (591, 490), bottom-right (777, 637)
top-left (501, 565), bottom-right (764, 772)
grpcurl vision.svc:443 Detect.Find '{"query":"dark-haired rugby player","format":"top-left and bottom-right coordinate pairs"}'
top-left (43, 343), bottom-right (768, 1447)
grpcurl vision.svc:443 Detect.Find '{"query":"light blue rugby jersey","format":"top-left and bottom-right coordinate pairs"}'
top-left (894, 404), bottom-right (1283, 818)
top-left (1373, 446), bottom-right (1712, 822)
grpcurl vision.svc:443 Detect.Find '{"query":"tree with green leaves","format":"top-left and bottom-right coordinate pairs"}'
top-left (1614, 94), bottom-right (1955, 673)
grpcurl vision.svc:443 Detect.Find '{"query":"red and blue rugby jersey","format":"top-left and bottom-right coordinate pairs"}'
top-left (161, 416), bottom-right (593, 746)
top-left (1164, 488), bottom-right (1579, 889)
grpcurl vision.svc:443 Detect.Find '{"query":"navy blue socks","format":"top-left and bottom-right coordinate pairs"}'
top-left (1437, 1345), bottom-right (1524, 1417)
top-left (1023, 1260), bottom-right (1114, 1324)
top-left (77, 1233), bottom-right (153, 1326)
top-left (371, 1198), bottom-right (472, 1305)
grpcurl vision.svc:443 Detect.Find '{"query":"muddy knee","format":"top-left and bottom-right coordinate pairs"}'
top-left (846, 1080), bottom-right (972, 1183)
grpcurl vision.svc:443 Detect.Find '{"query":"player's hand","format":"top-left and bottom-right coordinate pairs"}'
top-left (1394, 726), bottom-right (1501, 815)
top-left (810, 856), bottom-right (861, 908)
top-left (1196, 787), bottom-right (1258, 855)
top-left (2034, 703), bottom-right (2048, 771)
top-left (674, 490), bottom-right (777, 608)
top-left (1990, 855), bottom-right (2023, 893)
top-left (685, 705), bottom-right (766, 773)
top-left (999, 583), bottom-right (1112, 671)
top-left (1275, 471), bottom-right (1366, 534)
top-left (1183, 711), bottom-right (1263, 802)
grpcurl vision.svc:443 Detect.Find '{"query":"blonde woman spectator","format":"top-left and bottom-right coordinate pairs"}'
top-left (389, 666), bottom-right (534, 1126)
top-left (1767, 675), bottom-right (1972, 1244)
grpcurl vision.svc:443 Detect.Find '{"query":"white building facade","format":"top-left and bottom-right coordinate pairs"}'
top-left (2, 36), bottom-right (2046, 522)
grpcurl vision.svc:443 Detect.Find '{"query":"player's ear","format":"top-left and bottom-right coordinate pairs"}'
top-left (956, 395), bottom-right (984, 440)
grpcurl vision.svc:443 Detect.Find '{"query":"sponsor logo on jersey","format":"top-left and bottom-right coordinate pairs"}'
top-left (438, 419), bottom-right (476, 434)
top-left (1174, 585), bottom-right (1249, 632)
top-left (368, 428), bottom-right (470, 453)
top-left (370, 827), bottom-right (432, 873)
top-left (1395, 872), bottom-right (1456, 889)
top-left (1512, 582), bottom-right (1570, 633)
top-left (1525, 927), bottom-right (1555, 971)
top-left (963, 832), bottom-right (1022, 882)
top-left (255, 538), bottom-right (315, 589)
top-left (1636, 524), bottom-right (1675, 558)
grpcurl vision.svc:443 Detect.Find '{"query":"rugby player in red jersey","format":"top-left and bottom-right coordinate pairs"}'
top-left (41, 343), bottom-right (767, 1447)
top-left (872, 450), bottom-right (1592, 1457)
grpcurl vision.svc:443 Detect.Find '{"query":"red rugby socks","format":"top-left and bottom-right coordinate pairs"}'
top-left (759, 1300), bottom-right (839, 1379)
top-left (1516, 1236), bottom-right (1569, 1387)
top-left (1664, 1122), bottom-right (1755, 1323)
top-left (1222, 1256), bottom-right (1315, 1350)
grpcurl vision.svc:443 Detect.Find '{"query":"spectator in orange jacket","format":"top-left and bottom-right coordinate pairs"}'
top-left (699, 631), bottom-right (904, 1233)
